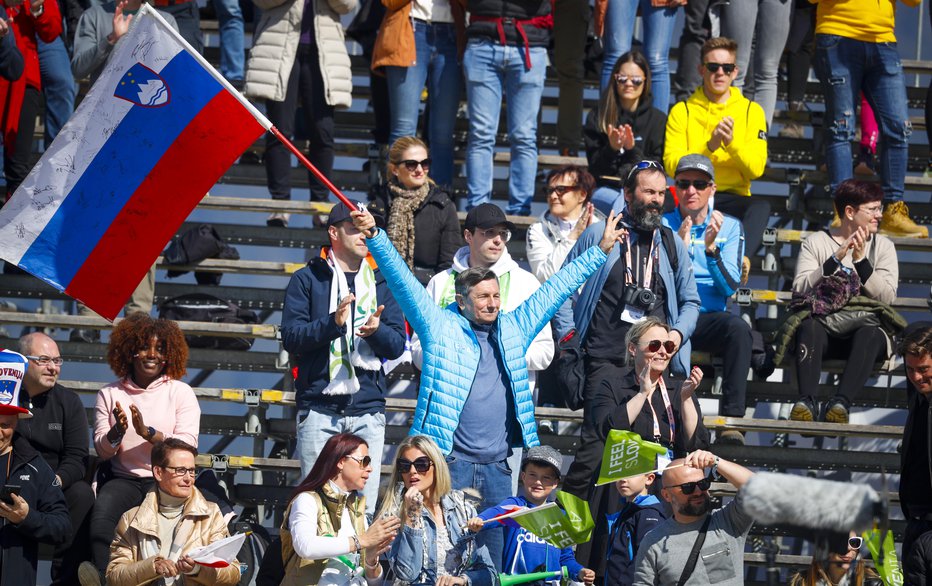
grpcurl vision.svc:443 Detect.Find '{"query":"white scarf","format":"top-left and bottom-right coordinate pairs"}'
top-left (325, 249), bottom-right (381, 395)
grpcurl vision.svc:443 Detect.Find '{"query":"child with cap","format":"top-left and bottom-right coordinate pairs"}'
top-left (605, 471), bottom-right (666, 584)
top-left (467, 446), bottom-right (595, 585)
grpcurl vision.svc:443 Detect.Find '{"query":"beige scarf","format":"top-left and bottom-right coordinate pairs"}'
top-left (386, 178), bottom-right (432, 268)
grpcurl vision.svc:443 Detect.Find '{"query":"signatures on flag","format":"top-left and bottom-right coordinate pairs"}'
top-left (132, 38), bottom-right (156, 61)
top-left (54, 156), bottom-right (76, 175)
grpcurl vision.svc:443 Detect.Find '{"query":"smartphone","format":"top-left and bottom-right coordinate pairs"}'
top-left (0, 485), bottom-right (21, 505)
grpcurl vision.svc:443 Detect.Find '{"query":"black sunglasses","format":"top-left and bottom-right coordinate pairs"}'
top-left (547, 185), bottom-right (579, 196)
top-left (670, 476), bottom-right (712, 495)
top-left (675, 179), bottom-right (711, 191)
top-left (645, 339), bottom-right (676, 353)
top-left (398, 456), bottom-right (432, 474)
top-left (396, 158), bottom-right (431, 172)
top-left (345, 454), bottom-right (372, 468)
top-left (613, 74), bottom-right (644, 87)
top-left (704, 62), bottom-right (736, 74)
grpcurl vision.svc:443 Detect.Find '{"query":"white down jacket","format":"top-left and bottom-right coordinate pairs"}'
top-left (244, 0), bottom-right (356, 107)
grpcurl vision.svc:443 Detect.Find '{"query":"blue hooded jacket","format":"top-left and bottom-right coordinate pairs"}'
top-left (605, 494), bottom-right (666, 585)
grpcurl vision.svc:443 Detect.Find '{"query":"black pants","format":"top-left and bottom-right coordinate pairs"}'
top-left (51, 480), bottom-right (95, 585)
top-left (784, 2), bottom-right (815, 106)
top-left (5, 86), bottom-right (42, 197)
top-left (553, 0), bottom-right (589, 151)
top-left (90, 476), bottom-right (154, 572)
top-left (714, 191), bottom-right (771, 258)
top-left (691, 311), bottom-right (752, 416)
top-left (671, 0), bottom-right (710, 103)
top-left (794, 318), bottom-right (886, 401)
top-left (265, 43), bottom-right (335, 202)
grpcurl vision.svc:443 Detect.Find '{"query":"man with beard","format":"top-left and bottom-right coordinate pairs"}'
top-left (633, 450), bottom-right (754, 585)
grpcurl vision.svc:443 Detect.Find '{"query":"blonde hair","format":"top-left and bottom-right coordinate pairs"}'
top-left (387, 136), bottom-right (432, 178)
top-left (624, 316), bottom-right (670, 366)
top-left (788, 560), bottom-right (878, 586)
top-left (376, 435), bottom-right (452, 519)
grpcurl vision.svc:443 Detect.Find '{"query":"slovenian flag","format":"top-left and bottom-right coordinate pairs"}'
top-left (0, 5), bottom-right (268, 320)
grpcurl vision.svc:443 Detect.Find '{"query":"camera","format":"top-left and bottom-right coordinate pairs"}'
top-left (622, 284), bottom-right (659, 311)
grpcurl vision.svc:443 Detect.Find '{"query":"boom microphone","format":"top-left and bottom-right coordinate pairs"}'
top-left (740, 472), bottom-right (884, 533)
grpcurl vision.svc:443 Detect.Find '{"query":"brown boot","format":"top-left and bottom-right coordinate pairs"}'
top-left (880, 201), bottom-right (929, 238)
top-left (740, 256), bottom-right (751, 285)
top-left (778, 101), bottom-right (806, 139)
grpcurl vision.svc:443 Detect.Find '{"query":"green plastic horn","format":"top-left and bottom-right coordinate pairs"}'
top-left (498, 565), bottom-right (568, 586)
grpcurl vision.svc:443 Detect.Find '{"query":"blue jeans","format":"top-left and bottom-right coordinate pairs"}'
top-left (385, 21), bottom-right (461, 187)
top-left (599, 0), bottom-right (678, 113)
top-left (721, 0), bottom-right (792, 125)
top-left (814, 34), bottom-right (910, 201)
top-left (464, 39), bottom-right (547, 216)
top-left (295, 408), bottom-right (386, 514)
top-left (38, 35), bottom-right (75, 144)
top-left (446, 455), bottom-right (513, 572)
top-left (213, 0), bottom-right (245, 81)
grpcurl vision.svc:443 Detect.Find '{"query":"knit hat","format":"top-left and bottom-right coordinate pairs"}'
top-left (522, 445), bottom-right (563, 477)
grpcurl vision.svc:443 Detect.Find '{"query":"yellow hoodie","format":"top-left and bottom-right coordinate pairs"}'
top-left (810, 0), bottom-right (921, 44)
top-left (664, 87), bottom-right (768, 197)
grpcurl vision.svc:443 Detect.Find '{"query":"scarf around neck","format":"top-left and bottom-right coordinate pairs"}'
top-left (386, 178), bottom-right (432, 268)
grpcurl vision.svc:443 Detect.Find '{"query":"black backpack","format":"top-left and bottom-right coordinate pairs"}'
top-left (158, 293), bottom-right (259, 351)
top-left (163, 224), bottom-right (240, 286)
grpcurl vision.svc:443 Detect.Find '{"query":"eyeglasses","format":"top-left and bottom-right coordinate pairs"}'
top-left (398, 456), bottom-right (433, 474)
top-left (675, 179), bottom-right (711, 191)
top-left (396, 158), bottom-right (431, 172)
top-left (477, 228), bottom-right (512, 242)
top-left (704, 62), bottom-right (737, 74)
top-left (345, 454), bottom-right (372, 468)
top-left (625, 160), bottom-right (664, 182)
top-left (26, 355), bottom-right (63, 366)
top-left (644, 339), bottom-right (676, 353)
top-left (848, 536), bottom-right (863, 551)
top-left (670, 476), bottom-right (712, 495)
top-left (858, 204), bottom-right (884, 216)
top-left (613, 74), bottom-right (644, 87)
top-left (162, 466), bottom-right (197, 477)
top-left (547, 185), bottom-right (580, 196)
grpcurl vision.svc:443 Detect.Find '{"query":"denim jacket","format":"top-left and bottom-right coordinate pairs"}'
top-left (388, 491), bottom-right (496, 586)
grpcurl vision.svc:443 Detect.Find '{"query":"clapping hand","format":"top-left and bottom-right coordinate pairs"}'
top-left (680, 366), bottom-right (703, 401)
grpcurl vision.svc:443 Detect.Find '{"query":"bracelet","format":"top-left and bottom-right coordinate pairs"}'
top-left (365, 557), bottom-right (380, 570)
top-left (351, 535), bottom-right (361, 553)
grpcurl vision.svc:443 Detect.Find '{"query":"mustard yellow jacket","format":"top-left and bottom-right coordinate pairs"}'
top-left (664, 87), bottom-right (768, 196)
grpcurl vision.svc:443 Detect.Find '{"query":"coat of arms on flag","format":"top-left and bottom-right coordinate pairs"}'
top-left (114, 63), bottom-right (170, 107)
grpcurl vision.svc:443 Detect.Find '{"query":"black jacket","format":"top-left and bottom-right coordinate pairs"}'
top-left (583, 98), bottom-right (667, 188)
top-left (280, 253), bottom-right (407, 416)
top-left (369, 185), bottom-right (463, 285)
top-left (900, 386), bottom-right (932, 518)
top-left (465, 0), bottom-right (551, 47)
top-left (17, 384), bottom-right (89, 490)
top-left (605, 495), bottom-right (667, 585)
top-left (0, 434), bottom-right (71, 586)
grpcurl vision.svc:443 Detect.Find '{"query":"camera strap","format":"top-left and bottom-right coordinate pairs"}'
top-left (624, 229), bottom-right (660, 289)
top-left (647, 376), bottom-right (675, 446)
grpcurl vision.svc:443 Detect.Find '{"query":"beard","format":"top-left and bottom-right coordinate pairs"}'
top-left (628, 198), bottom-right (664, 230)
top-left (679, 493), bottom-right (712, 516)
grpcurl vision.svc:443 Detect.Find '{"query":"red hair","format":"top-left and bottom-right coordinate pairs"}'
top-left (290, 433), bottom-right (368, 501)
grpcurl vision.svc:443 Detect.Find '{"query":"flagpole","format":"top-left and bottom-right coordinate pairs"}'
top-left (138, 5), bottom-right (361, 214)
top-left (480, 502), bottom-right (559, 525)
top-left (593, 463), bottom-right (687, 487)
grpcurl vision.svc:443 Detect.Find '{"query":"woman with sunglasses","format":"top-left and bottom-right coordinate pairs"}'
top-left (281, 433), bottom-right (401, 585)
top-left (526, 164), bottom-right (603, 283)
top-left (378, 435), bottom-right (496, 586)
top-left (370, 136), bottom-right (463, 284)
top-left (584, 50), bottom-right (667, 215)
top-left (87, 314), bottom-right (201, 583)
top-left (789, 533), bottom-right (881, 586)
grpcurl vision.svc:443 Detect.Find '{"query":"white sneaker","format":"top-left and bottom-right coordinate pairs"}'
top-left (266, 212), bottom-right (290, 228)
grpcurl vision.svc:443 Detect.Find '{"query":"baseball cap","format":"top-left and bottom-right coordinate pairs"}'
top-left (327, 202), bottom-right (384, 228)
top-left (675, 154), bottom-right (715, 181)
top-left (522, 445), bottom-right (563, 476)
top-left (464, 203), bottom-right (516, 232)
top-left (0, 350), bottom-right (32, 418)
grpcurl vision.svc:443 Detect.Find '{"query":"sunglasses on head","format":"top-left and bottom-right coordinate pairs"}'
top-left (704, 62), bottom-right (737, 74)
top-left (396, 158), bottom-right (431, 172)
top-left (671, 475), bottom-right (712, 495)
top-left (675, 179), bottom-right (711, 191)
top-left (345, 454), bottom-right (372, 468)
top-left (547, 185), bottom-right (579, 196)
top-left (613, 74), bottom-right (644, 87)
top-left (398, 456), bottom-right (432, 474)
top-left (625, 160), bottom-right (664, 182)
top-left (645, 339), bottom-right (676, 353)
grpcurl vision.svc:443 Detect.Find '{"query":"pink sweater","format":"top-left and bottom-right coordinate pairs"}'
top-left (94, 376), bottom-right (201, 479)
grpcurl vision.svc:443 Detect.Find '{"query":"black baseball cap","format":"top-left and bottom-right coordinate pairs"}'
top-left (464, 203), bottom-right (516, 232)
top-left (327, 202), bottom-right (384, 228)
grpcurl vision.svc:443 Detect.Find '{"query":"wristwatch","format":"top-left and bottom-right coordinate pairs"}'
top-left (145, 426), bottom-right (156, 441)
top-left (705, 246), bottom-right (720, 259)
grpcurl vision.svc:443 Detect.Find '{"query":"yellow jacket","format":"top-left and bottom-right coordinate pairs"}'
top-left (664, 87), bottom-right (768, 197)
top-left (809, 0), bottom-right (920, 43)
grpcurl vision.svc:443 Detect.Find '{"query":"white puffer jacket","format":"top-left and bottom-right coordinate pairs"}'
top-left (244, 0), bottom-right (355, 107)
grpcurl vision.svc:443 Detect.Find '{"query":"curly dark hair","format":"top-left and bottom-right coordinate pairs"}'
top-left (107, 314), bottom-right (189, 380)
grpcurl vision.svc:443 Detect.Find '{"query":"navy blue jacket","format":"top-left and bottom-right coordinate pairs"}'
top-left (605, 494), bottom-right (666, 585)
top-left (280, 252), bottom-right (407, 416)
top-left (0, 433), bottom-right (71, 586)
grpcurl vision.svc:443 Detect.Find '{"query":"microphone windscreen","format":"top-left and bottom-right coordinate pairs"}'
top-left (740, 472), bottom-right (879, 533)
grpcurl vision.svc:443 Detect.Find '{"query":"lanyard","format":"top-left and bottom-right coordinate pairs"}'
top-left (645, 377), bottom-right (675, 446)
top-left (624, 230), bottom-right (659, 289)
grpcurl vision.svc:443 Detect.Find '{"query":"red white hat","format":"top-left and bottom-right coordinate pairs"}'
top-left (0, 350), bottom-right (33, 418)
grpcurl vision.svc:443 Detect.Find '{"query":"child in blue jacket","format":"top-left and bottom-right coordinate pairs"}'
top-left (467, 446), bottom-right (595, 585)
top-left (605, 471), bottom-right (667, 584)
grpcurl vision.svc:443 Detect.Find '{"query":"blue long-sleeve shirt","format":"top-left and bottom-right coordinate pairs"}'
top-left (477, 496), bottom-right (585, 581)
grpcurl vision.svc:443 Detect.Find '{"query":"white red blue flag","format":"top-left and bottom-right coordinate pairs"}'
top-left (0, 5), bottom-right (268, 320)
